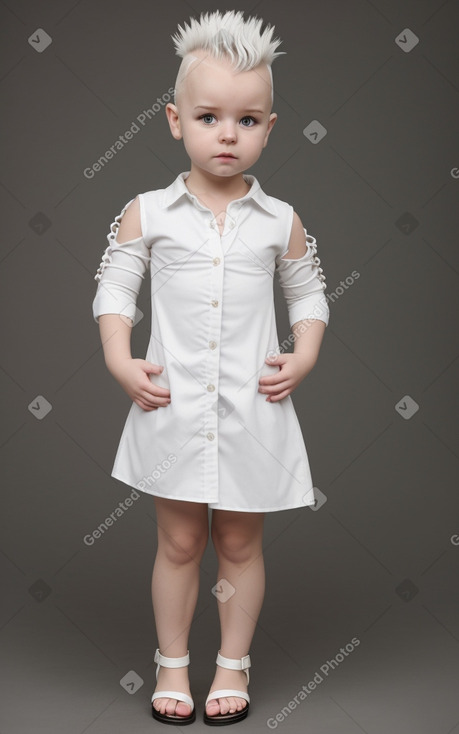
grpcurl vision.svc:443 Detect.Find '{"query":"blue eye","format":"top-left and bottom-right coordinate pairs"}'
top-left (199, 114), bottom-right (216, 124)
top-left (240, 116), bottom-right (256, 127)
top-left (198, 113), bottom-right (257, 126)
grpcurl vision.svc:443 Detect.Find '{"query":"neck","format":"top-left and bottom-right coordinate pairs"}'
top-left (184, 168), bottom-right (251, 201)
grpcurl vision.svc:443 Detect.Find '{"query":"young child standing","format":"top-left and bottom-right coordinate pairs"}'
top-left (93, 10), bottom-right (329, 726)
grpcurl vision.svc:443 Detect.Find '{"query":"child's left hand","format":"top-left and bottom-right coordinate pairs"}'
top-left (258, 353), bottom-right (316, 402)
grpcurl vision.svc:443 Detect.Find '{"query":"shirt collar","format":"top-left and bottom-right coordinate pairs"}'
top-left (158, 171), bottom-right (277, 216)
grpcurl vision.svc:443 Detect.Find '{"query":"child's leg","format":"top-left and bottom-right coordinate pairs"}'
top-left (151, 497), bottom-right (208, 718)
top-left (206, 509), bottom-right (265, 717)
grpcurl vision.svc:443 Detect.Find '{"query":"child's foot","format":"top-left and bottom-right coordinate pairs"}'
top-left (152, 664), bottom-right (193, 718)
top-left (205, 666), bottom-right (248, 717)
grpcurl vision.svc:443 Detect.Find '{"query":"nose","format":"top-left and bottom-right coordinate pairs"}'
top-left (218, 122), bottom-right (237, 143)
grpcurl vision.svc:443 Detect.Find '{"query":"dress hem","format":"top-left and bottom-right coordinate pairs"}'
top-left (111, 472), bottom-right (315, 513)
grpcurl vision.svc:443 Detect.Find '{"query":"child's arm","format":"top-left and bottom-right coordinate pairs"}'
top-left (259, 211), bottom-right (329, 402)
top-left (97, 197), bottom-right (142, 371)
top-left (284, 211), bottom-right (327, 364)
top-left (98, 313), bottom-right (169, 411)
top-left (98, 313), bottom-right (133, 371)
top-left (93, 197), bottom-right (170, 412)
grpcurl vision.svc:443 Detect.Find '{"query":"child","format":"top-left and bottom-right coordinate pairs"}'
top-left (93, 9), bottom-right (329, 727)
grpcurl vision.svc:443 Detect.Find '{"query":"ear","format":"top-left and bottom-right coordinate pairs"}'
top-left (263, 113), bottom-right (277, 147)
top-left (165, 103), bottom-right (182, 140)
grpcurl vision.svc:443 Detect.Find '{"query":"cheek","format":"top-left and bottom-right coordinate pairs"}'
top-left (184, 124), bottom-right (207, 143)
top-left (249, 128), bottom-right (268, 147)
top-left (181, 125), bottom-right (200, 146)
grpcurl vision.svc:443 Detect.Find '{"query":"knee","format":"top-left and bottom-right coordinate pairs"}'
top-left (161, 531), bottom-right (208, 566)
top-left (212, 529), bottom-right (256, 565)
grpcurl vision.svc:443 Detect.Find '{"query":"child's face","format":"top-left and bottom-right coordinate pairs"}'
top-left (166, 50), bottom-right (277, 182)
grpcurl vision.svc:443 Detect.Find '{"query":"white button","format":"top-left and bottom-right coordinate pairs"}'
top-left (213, 257), bottom-right (221, 266)
top-left (211, 299), bottom-right (219, 307)
top-left (207, 432), bottom-right (215, 440)
top-left (209, 340), bottom-right (217, 349)
top-left (207, 384), bottom-right (215, 392)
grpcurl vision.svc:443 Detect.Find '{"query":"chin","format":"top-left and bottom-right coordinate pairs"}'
top-left (209, 166), bottom-right (242, 176)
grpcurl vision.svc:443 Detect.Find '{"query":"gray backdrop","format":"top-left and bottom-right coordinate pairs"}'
top-left (1, 0), bottom-right (458, 732)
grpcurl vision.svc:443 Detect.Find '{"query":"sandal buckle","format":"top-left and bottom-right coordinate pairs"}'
top-left (241, 654), bottom-right (251, 669)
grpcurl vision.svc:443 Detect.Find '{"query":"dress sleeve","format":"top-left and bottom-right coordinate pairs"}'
top-left (92, 196), bottom-right (151, 324)
top-left (275, 228), bottom-right (330, 328)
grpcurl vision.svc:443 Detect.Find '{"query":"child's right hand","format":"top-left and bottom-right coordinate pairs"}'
top-left (109, 358), bottom-right (171, 412)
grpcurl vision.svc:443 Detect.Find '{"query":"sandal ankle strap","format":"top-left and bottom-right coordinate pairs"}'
top-left (154, 648), bottom-right (190, 669)
top-left (216, 651), bottom-right (251, 683)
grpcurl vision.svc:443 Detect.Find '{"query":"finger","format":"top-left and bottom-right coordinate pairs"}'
top-left (259, 378), bottom-right (292, 394)
top-left (141, 389), bottom-right (171, 406)
top-left (151, 396), bottom-right (171, 407)
top-left (259, 372), bottom-right (282, 385)
top-left (260, 370), bottom-right (294, 386)
top-left (147, 381), bottom-right (171, 397)
top-left (137, 391), bottom-right (164, 408)
top-left (146, 389), bottom-right (171, 403)
top-left (267, 387), bottom-right (293, 402)
top-left (136, 399), bottom-right (158, 411)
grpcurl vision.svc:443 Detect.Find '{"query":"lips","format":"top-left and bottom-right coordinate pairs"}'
top-left (216, 153), bottom-right (236, 158)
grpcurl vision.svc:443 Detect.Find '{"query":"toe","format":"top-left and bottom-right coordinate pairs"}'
top-left (165, 699), bottom-right (178, 716)
top-left (206, 695), bottom-right (247, 717)
top-left (229, 695), bottom-right (245, 713)
top-left (217, 697), bottom-right (230, 715)
top-left (153, 697), bottom-right (165, 714)
top-left (154, 697), bottom-right (192, 717)
top-left (206, 698), bottom-right (220, 716)
top-left (175, 701), bottom-right (192, 717)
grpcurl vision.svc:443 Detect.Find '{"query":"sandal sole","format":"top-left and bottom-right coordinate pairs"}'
top-left (203, 703), bottom-right (249, 726)
top-left (152, 706), bottom-right (196, 725)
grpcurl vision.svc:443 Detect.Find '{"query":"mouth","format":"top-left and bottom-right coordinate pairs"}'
top-left (215, 153), bottom-right (236, 159)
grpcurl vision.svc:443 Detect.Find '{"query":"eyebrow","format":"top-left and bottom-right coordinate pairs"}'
top-left (194, 105), bottom-right (264, 114)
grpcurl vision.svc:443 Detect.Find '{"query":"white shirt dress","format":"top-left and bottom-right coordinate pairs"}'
top-left (92, 172), bottom-right (330, 512)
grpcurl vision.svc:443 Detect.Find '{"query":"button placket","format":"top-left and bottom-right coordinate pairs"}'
top-left (210, 210), bottom-right (237, 239)
top-left (204, 207), bottom-right (240, 449)
top-left (204, 223), bottom-right (224, 498)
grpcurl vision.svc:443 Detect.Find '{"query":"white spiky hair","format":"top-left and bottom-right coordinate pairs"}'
top-left (171, 10), bottom-right (285, 104)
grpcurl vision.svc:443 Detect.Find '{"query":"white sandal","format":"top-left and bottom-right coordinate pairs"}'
top-left (151, 648), bottom-right (196, 725)
top-left (203, 650), bottom-right (251, 726)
